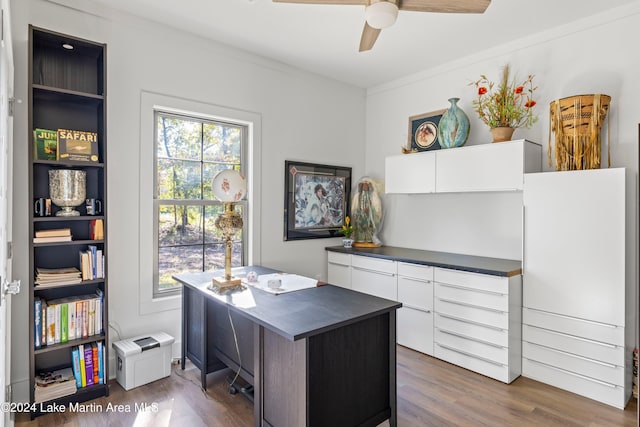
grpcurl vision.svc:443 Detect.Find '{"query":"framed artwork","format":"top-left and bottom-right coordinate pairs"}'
top-left (284, 161), bottom-right (352, 241)
top-left (408, 109), bottom-right (446, 152)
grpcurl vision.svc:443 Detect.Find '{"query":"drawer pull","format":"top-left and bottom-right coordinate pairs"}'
top-left (524, 358), bottom-right (620, 389)
top-left (436, 343), bottom-right (506, 367)
top-left (400, 276), bottom-right (431, 284)
top-left (328, 261), bottom-right (349, 268)
top-left (352, 266), bottom-right (395, 277)
top-left (438, 297), bottom-right (506, 314)
top-left (524, 342), bottom-right (620, 369)
top-left (437, 312), bottom-right (506, 332)
top-left (438, 328), bottom-right (505, 349)
top-left (528, 326), bottom-right (621, 349)
top-left (524, 308), bottom-right (619, 329)
top-left (437, 282), bottom-right (506, 296)
top-left (403, 304), bottom-right (432, 313)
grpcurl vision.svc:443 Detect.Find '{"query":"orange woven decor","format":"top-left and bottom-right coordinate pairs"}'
top-left (548, 94), bottom-right (611, 170)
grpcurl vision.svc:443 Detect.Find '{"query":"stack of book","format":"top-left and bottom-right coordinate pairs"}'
top-left (33, 228), bottom-right (72, 243)
top-left (34, 367), bottom-right (77, 403)
top-left (634, 348), bottom-right (638, 399)
top-left (71, 342), bottom-right (105, 389)
top-left (80, 245), bottom-right (104, 280)
top-left (35, 267), bottom-right (82, 288)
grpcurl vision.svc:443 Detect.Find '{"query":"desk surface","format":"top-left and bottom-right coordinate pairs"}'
top-left (174, 265), bottom-right (401, 341)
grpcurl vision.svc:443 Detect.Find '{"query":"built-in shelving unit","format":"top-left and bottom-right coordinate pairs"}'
top-left (28, 26), bottom-right (108, 417)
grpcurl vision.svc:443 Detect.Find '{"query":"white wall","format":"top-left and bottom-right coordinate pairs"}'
top-left (10, 0), bottom-right (366, 401)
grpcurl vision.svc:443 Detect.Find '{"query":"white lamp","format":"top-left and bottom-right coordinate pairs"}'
top-left (365, 1), bottom-right (399, 29)
top-left (210, 169), bottom-right (247, 294)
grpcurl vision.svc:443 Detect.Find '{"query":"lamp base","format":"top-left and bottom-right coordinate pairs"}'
top-left (209, 277), bottom-right (245, 294)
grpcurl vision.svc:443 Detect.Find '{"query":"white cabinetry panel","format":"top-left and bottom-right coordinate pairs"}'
top-left (385, 151), bottom-right (435, 194)
top-left (327, 252), bottom-right (351, 289)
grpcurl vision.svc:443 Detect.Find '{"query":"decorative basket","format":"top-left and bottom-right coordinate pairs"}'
top-left (548, 94), bottom-right (611, 171)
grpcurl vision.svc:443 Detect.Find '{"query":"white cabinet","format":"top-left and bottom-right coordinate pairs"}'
top-left (434, 267), bottom-right (522, 384)
top-left (522, 168), bottom-right (632, 409)
top-left (350, 255), bottom-right (397, 300)
top-left (435, 140), bottom-right (541, 192)
top-left (385, 151), bottom-right (436, 194)
top-left (327, 251), bottom-right (351, 289)
top-left (397, 263), bottom-right (434, 356)
top-left (385, 139), bottom-right (541, 194)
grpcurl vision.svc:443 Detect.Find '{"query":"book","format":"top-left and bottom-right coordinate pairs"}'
top-left (34, 228), bottom-right (71, 238)
top-left (78, 344), bottom-right (86, 387)
top-left (54, 304), bottom-right (61, 344)
top-left (97, 341), bottom-right (104, 384)
top-left (33, 128), bottom-right (57, 161)
top-left (88, 299), bottom-right (96, 336)
top-left (96, 249), bottom-right (104, 278)
top-left (46, 304), bottom-right (56, 346)
top-left (68, 301), bottom-right (77, 341)
top-left (57, 129), bottom-right (99, 162)
top-left (34, 298), bottom-right (42, 349)
top-left (89, 219), bottom-right (104, 240)
top-left (71, 347), bottom-right (82, 388)
top-left (88, 245), bottom-right (98, 279)
top-left (84, 345), bottom-right (94, 386)
top-left (60, 303), bottom-right (68, 343)
top-left (92, 343), bottom-right (99, 384)
top-left (33, 235), bottom-right (72, 243)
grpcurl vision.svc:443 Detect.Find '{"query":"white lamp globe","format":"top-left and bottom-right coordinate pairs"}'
top-left (365, 1), bottom-right (399, 29)
top-left (212, 169), bottom-right (247, 202)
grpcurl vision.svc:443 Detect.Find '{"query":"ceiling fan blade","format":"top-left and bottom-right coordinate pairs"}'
top-left (273, 0), bottom-right (367, 5)
top-left (398, 0), bottom-right (491, 13)
top-left (359, 22), bottom-right (381, 52)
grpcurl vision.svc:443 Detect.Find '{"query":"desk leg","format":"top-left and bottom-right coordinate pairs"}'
top-left (389, 311), bottom-right (397, 427)
top-left (253, 323), bottom-right (263, 427)
top-left (200, 295), bottom-right (208, 390)
top-left (181, 287), bottom-right (187, 370)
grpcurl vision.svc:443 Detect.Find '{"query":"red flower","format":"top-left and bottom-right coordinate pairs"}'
top-left (514, 86), bottom-right (524, 94)
top-left (525, 100), bottom-right (536, 108)
top-left (478, 86), bottom-right (487, 95)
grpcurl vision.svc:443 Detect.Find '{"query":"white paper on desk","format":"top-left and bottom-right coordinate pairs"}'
top-left (243, 273), bottom-right (318, 295)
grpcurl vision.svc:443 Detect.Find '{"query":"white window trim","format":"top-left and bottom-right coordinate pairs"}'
top-left (139, 91), bottom-right (262, 315)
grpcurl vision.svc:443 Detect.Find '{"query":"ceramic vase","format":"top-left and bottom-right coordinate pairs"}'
top-left (342, 238), bottom-right (354, 248)
top-left (490, 126), bottom-right (515, 143)
top-left (438, 97), bottom-right (470, 149)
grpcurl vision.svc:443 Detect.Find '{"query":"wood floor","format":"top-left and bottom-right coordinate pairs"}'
top-left (16, 345), bottom-right (638, 426)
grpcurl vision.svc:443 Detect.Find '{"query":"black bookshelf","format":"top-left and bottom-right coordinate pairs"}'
top-left (28, 26), bottom-right (108, 417)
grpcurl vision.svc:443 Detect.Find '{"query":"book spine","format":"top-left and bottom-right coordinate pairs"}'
top-left (95, 296), bottom-right (102, 335)
top-left (71, 347), bottom-right (82, 388)
top-left (84, 346), bottom-right (94, 386)
top-left (54, 304), bottom-right (61, 344)
top-left (41, 302), bottom-right (47, 347)
top-left (88, 299), bottom-right (95, 336)
top-left (60, 303), bottom-right (68, 343)
top-left (88, 245), bottom-right (97, 280)
top-left (92, 343), bottom-right (98, 384)
top-left (34, 299), bottom-right (42, 349)
top-left (97, 341), bottom-right (104, 384)
top-left (78, 344), bottom-right (86, 387)
top-left (96, 249), bottom-right (103, 278)
top-left (46, 304), bottom-right (55, 346)
top-left (68, 301), bottom-right (76, 341)
top-left (82, 301), bottom-right (88, 338)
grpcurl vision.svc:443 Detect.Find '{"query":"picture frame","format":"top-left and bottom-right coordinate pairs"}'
top-left (284, 161), bottom-right (352, 241)
top-left (408, 109), bottom-right (446, 152)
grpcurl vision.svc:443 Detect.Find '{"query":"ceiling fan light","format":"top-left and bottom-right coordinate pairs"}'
top-left (365, 1), bottom-right (398, 29)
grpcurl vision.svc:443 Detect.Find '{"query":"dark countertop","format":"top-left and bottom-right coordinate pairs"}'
top-left (326, 246), bottom-right (522, 277)
top-left (174, 265), bottom-right (401, 341)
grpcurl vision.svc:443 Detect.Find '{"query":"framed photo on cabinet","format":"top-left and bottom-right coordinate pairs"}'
top-left (284, 161), bottom-right (351, 241)
top-left (408, 109), bottom-right (446, 152)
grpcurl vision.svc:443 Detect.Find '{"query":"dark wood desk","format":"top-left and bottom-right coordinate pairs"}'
top-left (174, 266), bottom-right (401, 427)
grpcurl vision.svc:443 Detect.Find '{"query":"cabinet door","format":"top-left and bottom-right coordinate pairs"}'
top-left (327, 252), bottom-right (351, 289)
top-left (385, 152), bottom-right (436, 194)
top-left (436, 140), bottom-right (535, 192)
top-left (397, 307), bottom-right (433, 356)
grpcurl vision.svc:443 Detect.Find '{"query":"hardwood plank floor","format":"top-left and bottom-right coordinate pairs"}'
top-left (16, 345), bottom-right (638, 426)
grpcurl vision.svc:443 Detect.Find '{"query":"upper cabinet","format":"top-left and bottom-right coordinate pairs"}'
top-left (385, 139), bottom-right (542, 194)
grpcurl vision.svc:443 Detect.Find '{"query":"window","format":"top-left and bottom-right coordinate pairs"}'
top-left (154, 111), bottom-right (247, 297)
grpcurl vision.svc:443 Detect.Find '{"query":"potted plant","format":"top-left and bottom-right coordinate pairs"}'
top-left (340, 216), bottom-right (354, 248)
top-left (470, 64), bottom-right (538, 142)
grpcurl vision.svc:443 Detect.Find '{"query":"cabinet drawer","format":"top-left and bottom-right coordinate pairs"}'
top-left (435, 312), bottom-right (508, 347)
top-left (435, 343), bottom-right (511, 383)
top-left (327, 262), bottom-right (351, 289)
top-left (351, 267), bottom-right (397, 301)
top-left (397, 307), bottom-right (433, 356)
top-left (523, 307), bottom-right (623, 346)
top-left (327, 251), bottom-right (351, 267)
top-left (398, 276), bottom-right (432, 311)
top-left (435, 268), bottom-right (508, 294)
top-left (523, 324), bottom-right (623, 365)
top-left (523, 342), bottom-right (624, 386)
top-left (522, 358), bottom-right (626, 409)
top-left (435, 328), bottom-right (507, 364)
top-left (351, 255), bottom-right (396, 275)
top-left (397, 262), bottom-right (433, 280)
top-left (435, 282), bottom-right (507, 312)
top-left (435, 297), bottom-right (508, 329)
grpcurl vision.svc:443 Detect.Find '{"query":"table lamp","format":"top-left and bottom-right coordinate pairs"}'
top-left (209, 169), bottom-right (247, 294)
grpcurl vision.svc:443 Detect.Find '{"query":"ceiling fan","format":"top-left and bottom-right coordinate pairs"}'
top-left (273, 0), bottom-right (491, 52)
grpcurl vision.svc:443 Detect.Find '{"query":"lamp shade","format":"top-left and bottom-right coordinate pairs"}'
top-left (212, 169), bottom-right (247, 202)
top-left (365, 1), bottom-right (398, 29)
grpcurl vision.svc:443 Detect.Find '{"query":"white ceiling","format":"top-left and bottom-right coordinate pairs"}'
top-left (78, 0), bottom-right (635, 88)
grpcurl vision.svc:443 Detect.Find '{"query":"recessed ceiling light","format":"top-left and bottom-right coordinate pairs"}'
top-left (62, 43), bottom-right (74, 50)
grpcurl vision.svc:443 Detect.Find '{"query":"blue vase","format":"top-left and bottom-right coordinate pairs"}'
top-left (438, 97), bottom-right (470, 148)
